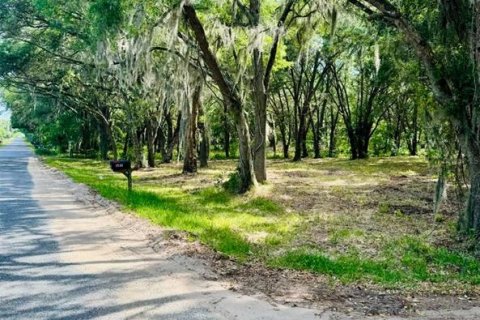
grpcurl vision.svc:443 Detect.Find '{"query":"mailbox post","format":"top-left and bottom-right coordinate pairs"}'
top-left (110, 160), bottom-right (132, 191)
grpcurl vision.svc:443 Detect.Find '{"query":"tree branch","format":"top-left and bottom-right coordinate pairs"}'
top-left (182, 3), bottom-right (241, 111)
top-left (349, 0), bottom-right (454, 107)
top-left (264, 0), bottom-right (295, 89)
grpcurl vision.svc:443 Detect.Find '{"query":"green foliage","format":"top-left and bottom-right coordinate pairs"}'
top-left (0, 0), bottom-right (437, 167)
top-left (88, 0), bottom-right (124, 37)
top-left (223, 171), bottom-right (242, 194)
top-left (6, 92), bottom-right (84, 154)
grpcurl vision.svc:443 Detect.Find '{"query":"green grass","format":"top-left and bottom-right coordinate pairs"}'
top-left (271, 236), bottom-right (480, 285)
top-left (270, 250), bottom-right (404, 284)
top-left (44, 156), bottom-right (480, 291)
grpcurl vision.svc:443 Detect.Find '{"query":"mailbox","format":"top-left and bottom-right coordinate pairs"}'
top-left (110, 160), bottom-right (133, 191)
top-left (110, 160), bottom-right (131, 173)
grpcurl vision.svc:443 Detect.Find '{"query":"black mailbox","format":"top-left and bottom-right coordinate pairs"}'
top-left (110, 160), bottom-right (131, 173)
top-left (110, 160), bottom-right (133, 191)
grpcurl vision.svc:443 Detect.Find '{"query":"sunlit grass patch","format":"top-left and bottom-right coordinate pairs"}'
top-left (271, 236), bottom-right (480, 286)
top-left (269, 249), bottom-right (404, 284)
top-left (382, 236), bottom-right (480, 284)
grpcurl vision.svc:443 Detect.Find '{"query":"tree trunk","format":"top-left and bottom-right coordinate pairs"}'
top-left (162, 113), bottom-right (173, 163)
top-left (253, 99), bottom-right (267, 181)
top-left (465, 174), bottom-right (480, 234)
top-left (461, 143), bottom-right (480, 234)
top-left (408, 104), bottom-right (419, 156)
top-left (81, 120), bottom-right (92, 155)
top-left (283, 143), bottom-right (289, 159)
top-left (460, 1), bottom-right (480, 235)
top-left (233, 107), bottom-right (257, 193)
top-left (269, 118), bottom-right (277, 157)
top-left (252, 49), bottom-right (268, 182)
top-left (410, 133), bottom-right (418, 156)
top-left (313, 133), bottom-right (321, 159)
top-left (328, 130), bottom-right (336, 157)
top-left (250, 0), bottom-right (294, 182)
top-left (146, 121), bottom-right (157, 168)
top-left (328, 109), bottom-right (339, 158)
top-left (311, 111), bottom-right (320, 159)
top-left (169, 112), bottom-right (181, 163)
top-left (356, 128), bottom-right (370, 159)
top-left (390, 115), bottom-right (401, 156)
top-left (199, 128), bottom-right (209, 168)
top-left (280, 127), bottom-right (290, 159)
top-left (122, 132), bottom-right (129, 159)
top-left (162, 112), bottom-right (181, 163)
top-left (302, 123), bottom-right (309, 158)
top-left (223, 104), bottom-right (230, 158)
top-left (348, 129), bottom-right (359, 160)
top-left (275, 97), bottom-right (291, 159)
top-left (183, 85), bottom-right (201, 174)
top-left (198, 96), bottom-right (209, 168)
top-left (146, 114), bottom-right (161, 168)
top-left (293, 109), bottom-right (306, 161)
top-left (156, 126), bottom-right (165, 161)
top-left (106, 121), bottom-right (118, 160)
top-left (98, 121), bottom-right (109, 160)
top-left (131, 129), bottom-right (144, 169)
top-left (358, 137), bottom-right (369, 159)
top-left (311, 104), bottom-right (325, 159)
top-left (183, 3), bottom-right (257, 192)
top-left (250, 0), bottom-right (267, 182)
top-left (147, 141), bottom-right (155, 167)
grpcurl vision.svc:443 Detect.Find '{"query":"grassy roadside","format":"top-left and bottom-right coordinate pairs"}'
top-left (44, 157), bottom-right (300, 260)
top-left (44, 156), bottom-right (480, 293)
